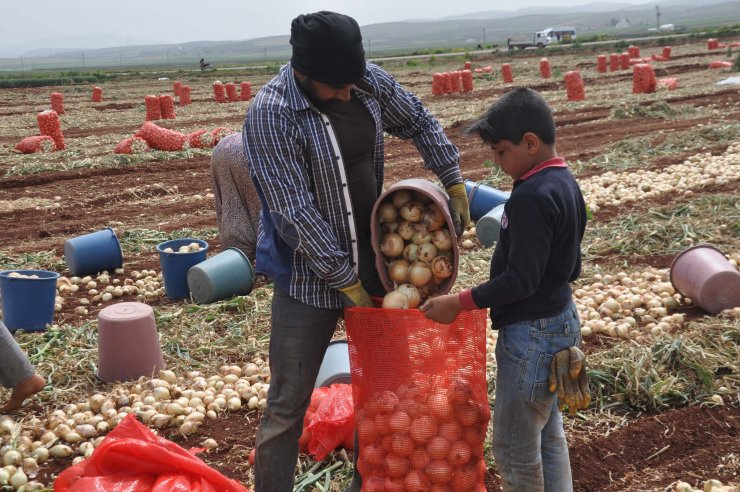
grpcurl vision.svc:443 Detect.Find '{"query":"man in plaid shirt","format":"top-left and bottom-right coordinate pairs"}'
top-left (243, 11), bottom-right (469, 491)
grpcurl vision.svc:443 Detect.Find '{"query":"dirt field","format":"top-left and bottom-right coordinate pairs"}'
top-left (1, 39), bottom-right (738, 491)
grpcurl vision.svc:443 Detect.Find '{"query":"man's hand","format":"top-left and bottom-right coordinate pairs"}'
top-left (548, 346), bottom-right (590, 414)
top-left (338, 281), bottom-right (374, 308)
top-left (419, 294), bottom-right (462, 324)
top-left (446, 183), bottom-right (471, 238)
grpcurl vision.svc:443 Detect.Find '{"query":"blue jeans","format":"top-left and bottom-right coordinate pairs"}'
top-left (492, 303), bottom-right (581, 492)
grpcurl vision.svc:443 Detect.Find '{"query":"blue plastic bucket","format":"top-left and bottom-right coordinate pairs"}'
top-left (187, 247), bottom-right (254, 304)
top-left (0, 269), bottom-right (60, 332)
top-left (464, 179), bottom-right (510, 221)
top-left (64, 227), bottom-right (123, 276)
top-left (156, 239), bottom-right (209, 299)
top-left (476, 202), bottom-right (507, 247)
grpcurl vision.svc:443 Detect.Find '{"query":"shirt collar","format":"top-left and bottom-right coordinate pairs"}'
top-left (517, 157), bottom-right (567, 182)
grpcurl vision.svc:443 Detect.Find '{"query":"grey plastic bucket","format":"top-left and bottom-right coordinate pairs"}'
top-left (476, 202), bottom-right (507, 247)
top-left (464, 179), bottom-right (510, 221)
top-left (315, 340), bottom-right (351, 388)
top-left (187, 247), bottom-right (254, 304)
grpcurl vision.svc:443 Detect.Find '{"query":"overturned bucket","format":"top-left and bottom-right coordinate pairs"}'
top-left (187, 247), bottom-right (254, 304)
top-left (476, 202), bottom-right (507, 247)
top-left (157, 238), bottom-right (209, 299)
top-left (315, 340), bottom-right (351, 388)
top-left (64, 227), bottom-right (123, 277)
top-left (0, 269), bottom-right (60, 332)
top-left (97, 302), bottom-right (165, 382)
top-left (670, 244), bottom-right (740, 314)
top-left (464, 179), bottom-right (510, 221)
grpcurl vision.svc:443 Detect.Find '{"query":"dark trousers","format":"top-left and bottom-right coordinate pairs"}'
top-left (254, 286), bottom-right (344, 492)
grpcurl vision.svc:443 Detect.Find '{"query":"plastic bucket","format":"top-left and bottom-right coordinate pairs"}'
top-left (156, 238), bottom-right (209, 299)
top-left (370, 178), bottom-right (459, 295)
top-left (464, 179), bottom-right (510, 221)
top-left (187, 247), bottom-right (254, 304)
top-left (97, 302), bottom-right (165, 382)
top-left (64, 227), bottom-right (123, 276)
top-left (315, 340), bottom-right (351, 388)
top-left (670, 244), bottom-right (740, 314)
top-left (0, 269), bottom-right (60, 332)
top-left (476, 202), bottom-right (507, 247)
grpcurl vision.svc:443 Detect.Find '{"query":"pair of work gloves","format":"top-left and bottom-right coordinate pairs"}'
top-left (549, 346), bottom-right (591, 414)
top-left (339, 183), bottom-right (471, 309)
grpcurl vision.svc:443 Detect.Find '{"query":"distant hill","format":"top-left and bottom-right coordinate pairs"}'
top-left (1, 0), bottom-right (738, 70)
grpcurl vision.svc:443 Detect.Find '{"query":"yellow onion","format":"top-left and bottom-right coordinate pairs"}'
top-left (388, 259), bottom-right (410, 284)
top-left (396, 284), bottom-right (421, 308)
top-left (431, 256), bottom-right (453, 279)
top-left (380, 233), bottom-right (405, 258)
top-left (431, 229), bottom-right (452, 251)
top-left (418, 243), bottom-right (438, 263)
top-left (403, 244), bottom-right (420, 262)
top-left (423, 205), bottom-right (446, 231)
top-left (400, 201), bottom-right (424, 223)
top-left (383, 291), bottom-right (410, 309)
top-left (377, 201), bottom-right (398, 223)
top-left (392, 190), bottom-right (413, 208)
top-left (397, 220), bottom-right (417, 241)
top-left (409, 261), bottom-right (433, 288)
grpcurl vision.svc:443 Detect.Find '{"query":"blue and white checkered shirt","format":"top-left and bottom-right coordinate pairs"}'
top-left (243, 63), bottom-right (461, 309)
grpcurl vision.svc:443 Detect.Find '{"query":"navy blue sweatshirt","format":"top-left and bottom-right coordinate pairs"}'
top-left (470, 160), bottom-right (587, 328)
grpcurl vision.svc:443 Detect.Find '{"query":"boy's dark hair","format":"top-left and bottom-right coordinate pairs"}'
top-left (465, 87), bottom-right (556, 145)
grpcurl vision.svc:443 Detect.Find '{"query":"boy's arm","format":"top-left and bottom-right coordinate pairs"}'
top-left (468, 191), bottom-right (555, 309)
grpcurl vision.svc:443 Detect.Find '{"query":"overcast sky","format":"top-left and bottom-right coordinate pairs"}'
top-left (1, 0), bottom-right (655, 49)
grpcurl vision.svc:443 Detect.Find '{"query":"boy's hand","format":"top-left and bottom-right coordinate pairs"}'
top-left (338, 281), bottom-right (374, 308)
top-left (446, 183), bottom-right (471, 238)
top-left (548, 347), bottom-right (590, 414)
top-left (419, 294), bottom-right (462, 324)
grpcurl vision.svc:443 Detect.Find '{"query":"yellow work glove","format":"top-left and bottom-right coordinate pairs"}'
top-left (338, 281), bottom-right (374, 308)
top-left (446, 183), bottom-right (471, 238)
top-left (548, 346), bottom-right (591, 415)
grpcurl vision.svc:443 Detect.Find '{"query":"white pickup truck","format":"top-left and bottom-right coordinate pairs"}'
top-left (507, 30), bottom-right (553, 50)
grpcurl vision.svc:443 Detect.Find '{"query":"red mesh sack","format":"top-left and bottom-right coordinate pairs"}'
top-left (114, 136), bottom-right (149, 154)
top-left (37, 110), bottom-right (65, 150)
top-left (501, 63), bottom-right (513, 83)
top-left (299, 386), bottom-right (330, 453)
top-left (159, 95), bottom-right (176, 119)
top-left (596, 55), bottom-right (607, 73)
top-left (708, 60), bottom-right (732, 69)
top-left (461, 70), bottom-right (473, 92)
top-left (442, 72), bottom-right (453, 94)
top-left (51, 92), bottom-right (65, 115)
top-left (15, 135), bottom-right (55, 154)
top-left (345, 308), bottom-right (489, 491)
top-left (173, 81), bottom-right (182, 96)
top-left (306, 383), bottom-right (355, 460)
top-left (463, 61), bottom-right (472, 70)
top-left (213, 81), bottom-right (226, 103)
top-left (662, 46), bottom-right (672, 60)
top-left (135, 122), bottom-right (188, 151)
top-left (145, 95), bottom-right (161, 121)
top-left (211, 126), bottom-right (234, 146)
top-left (54, 413), bottom-right (248, 492)
top-left (449, 71), bottom-right (462, 93)
top-left (92, 87), bottom-right (103, 103)
top-left (632, 63), bottom-right (657, 94)
top-left (619, 52), bottom-right (630, 70)
top-left (564, 70), bottom-right (585, 101)
top-left (240, 81), bottom-right (252, 101)
top-left (225, 82), bottom-right (239, 102)
top-left (657, 77), bottom-right (679, 91)
top-left (370, 179), bottom-right (459, 306)
top-left (539, 58), bottom-right (551, 79)
top-left (180, 86), bottom-right (192, 106)
top-left (187, 129), bottom-right (210, 149)
top-left (431, 73), bottom-right (445, 95)
top-left (609, 53), bottom-right (619, 72)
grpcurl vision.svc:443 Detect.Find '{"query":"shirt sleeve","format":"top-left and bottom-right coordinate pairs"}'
top-left (470, 190), bottom-right (556, 309)
top-left (370, 67), bottom-right (462, 188)
top-left (243, 109), bottom-right (358, 289)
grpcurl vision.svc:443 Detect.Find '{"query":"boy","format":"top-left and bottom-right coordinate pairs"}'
top-left (421, 87), bottom-right (589, 491)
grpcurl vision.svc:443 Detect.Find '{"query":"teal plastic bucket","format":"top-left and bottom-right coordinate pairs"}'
top-left (187, 247), bottom-right (254, 304)
top-left (64, 227), bottom-right (123, 276)
top-left (0, 269), bottom-right (60, 332)
top-left (156, 239), bottom-right (209, 299)
top-left (464, 179), bottom-right (510, 221)
top-left (476, 202), bottom-right (507, 247)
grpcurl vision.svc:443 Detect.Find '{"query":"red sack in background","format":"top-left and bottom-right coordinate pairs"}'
top-left (298, 386), bottom-right (330, 453)
top-left (345, 308), bottom-right (489, 491)
top-left (54, 413), bottom-right (248, 492)
top-left (306, 383), bottom-right (355, 461)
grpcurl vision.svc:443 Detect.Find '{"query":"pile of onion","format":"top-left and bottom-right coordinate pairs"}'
top-left (355, 371), bottom-right (488, 491)
top-left (378, 190), bottom-right (455, 309)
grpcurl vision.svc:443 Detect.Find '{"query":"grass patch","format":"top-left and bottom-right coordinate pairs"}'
top-left (0, 250), bottom-right (65, 271)
top-left (584, 194), bottom-right (739, 257)
top-left (119, 227), bottom-right (219, 254)
top-left (611, 101), bottom-right (696, 120)
top-left (587, 320), bottom-right (739, 412)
